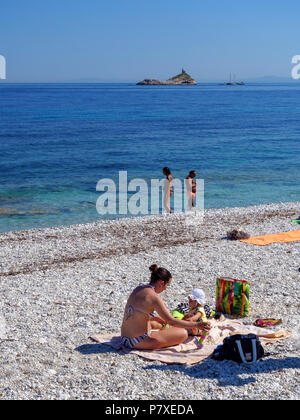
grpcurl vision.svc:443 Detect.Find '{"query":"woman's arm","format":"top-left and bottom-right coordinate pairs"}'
top-left (183, 312), bottom-right (202, 322)
top-left (150, 315), bottom-right (165, 324)
top-left (153, 295), bottom-right (210, 331)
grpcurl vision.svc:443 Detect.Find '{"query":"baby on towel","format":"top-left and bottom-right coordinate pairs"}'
top-left (173, 289), bottom-right (213, 320)
top-left (150, 288), bottom-right (214, 338)
top-left (171, 288), bottom-right (214, 339)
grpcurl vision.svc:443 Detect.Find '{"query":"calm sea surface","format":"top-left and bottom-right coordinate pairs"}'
top-left (0, 83), bottom-right (300, 233)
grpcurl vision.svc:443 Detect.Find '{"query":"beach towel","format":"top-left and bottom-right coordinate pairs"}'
top-left (89, 318), bottom-right (291, 365)
top-left (240, 230), bottom-right (300, 246)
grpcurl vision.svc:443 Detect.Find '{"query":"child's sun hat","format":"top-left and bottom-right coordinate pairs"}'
top-left (188, 288), bottom-right (206, 306)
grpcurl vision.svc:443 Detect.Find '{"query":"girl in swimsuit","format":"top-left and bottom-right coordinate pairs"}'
top-left (120, 264), bottom-right (211, 350)
top-left (163, 167), bottom-right (173, 214)
top-left (186, 170), bottom-right (197, 209)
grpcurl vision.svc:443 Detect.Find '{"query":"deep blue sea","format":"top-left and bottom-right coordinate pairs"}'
top-left (0, 83), bottom-right (300, 233)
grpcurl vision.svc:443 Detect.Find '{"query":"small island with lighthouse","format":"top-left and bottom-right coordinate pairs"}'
top-left (137, 68), bottom-right (197, 85)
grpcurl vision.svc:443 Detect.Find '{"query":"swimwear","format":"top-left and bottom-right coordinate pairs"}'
top-left (121, 330), bottom-right (154, 350)
top-left (125, 305), bottom-right (155, 320)
top-left (186, 177), bottom-right (197, 193)
top-left (121, 284), bottom-right (156, 349)
top-left (125, 284), bottom-right (156, 320)
top-left (167, 175), bottom-right (173, 191)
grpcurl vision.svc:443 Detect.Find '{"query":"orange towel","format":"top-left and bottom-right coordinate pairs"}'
top-left (240, 230), bottom-right (300, 246)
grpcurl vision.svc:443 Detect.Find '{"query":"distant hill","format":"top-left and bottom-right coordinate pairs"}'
top-left (245, 75), bottom-right (299, 83)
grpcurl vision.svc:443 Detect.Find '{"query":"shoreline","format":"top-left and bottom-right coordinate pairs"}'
top-left (0, 200), bottom-right (299, 399)
top-left (1, 201), bottom-right (299, 277)
top-left (1, 201), bottom-right (300, 278)
top-left (1, 199), bottom-right (299, 235)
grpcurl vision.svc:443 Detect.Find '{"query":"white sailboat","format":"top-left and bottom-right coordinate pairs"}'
top-left (220, 73), bottom-right (245, 86)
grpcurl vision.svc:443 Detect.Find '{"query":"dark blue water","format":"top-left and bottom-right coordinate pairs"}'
top-left (0, 83), bottom-right (300, 233)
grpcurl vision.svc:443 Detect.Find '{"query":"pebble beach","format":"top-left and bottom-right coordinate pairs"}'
top-left (0, 201), bottom-right (300, 400)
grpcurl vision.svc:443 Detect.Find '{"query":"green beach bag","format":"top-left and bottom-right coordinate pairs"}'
top-left (216, 277), bottom-right (250, 317)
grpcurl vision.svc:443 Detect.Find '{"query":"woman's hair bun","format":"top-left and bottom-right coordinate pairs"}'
top-left (149, 265), bottom-right (172, 285)
top-left (149, 264), bottom-right (159, 273)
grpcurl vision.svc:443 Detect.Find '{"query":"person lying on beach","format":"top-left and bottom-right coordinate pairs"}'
top-left (120, 265), bottom-right (211, 350)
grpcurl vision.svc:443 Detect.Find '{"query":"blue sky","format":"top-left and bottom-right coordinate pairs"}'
top-left (0, 0), bottom-right (299, 82)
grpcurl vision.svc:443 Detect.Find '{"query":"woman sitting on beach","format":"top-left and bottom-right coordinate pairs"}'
top-left (120, 265), bottom-right (211, 350)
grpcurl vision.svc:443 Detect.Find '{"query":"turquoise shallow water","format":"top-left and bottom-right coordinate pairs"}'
top-left (0, 82), bottom-right (300, 233)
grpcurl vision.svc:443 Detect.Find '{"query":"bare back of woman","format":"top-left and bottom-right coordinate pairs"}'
top-left (121, 284), bottom-right (156, 338)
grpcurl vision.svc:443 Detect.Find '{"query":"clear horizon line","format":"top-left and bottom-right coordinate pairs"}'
top-left (1, 75), bottom-right (299, 84)
top-left (0, 74), bottom-right (298, 84)
top-left (1, 80), bottom-right (299, 85)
